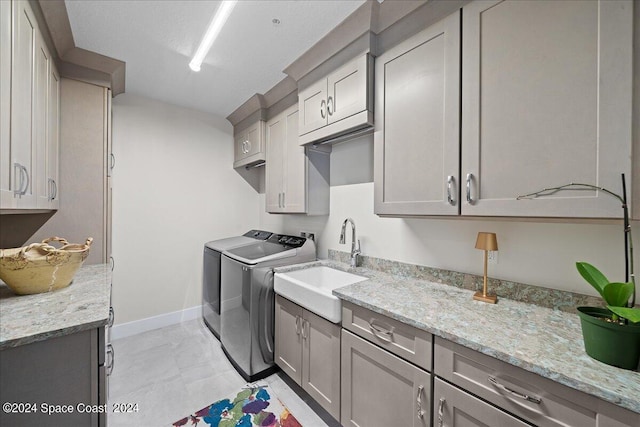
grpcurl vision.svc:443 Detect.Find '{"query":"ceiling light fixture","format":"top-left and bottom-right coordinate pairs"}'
top-left (189, 0), bottom-right (237, 72)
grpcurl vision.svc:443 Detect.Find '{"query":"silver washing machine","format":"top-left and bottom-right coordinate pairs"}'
top-left (202, 230), bottom-right (272, 339)
top-left (220, 234), bottom-right (316, 381)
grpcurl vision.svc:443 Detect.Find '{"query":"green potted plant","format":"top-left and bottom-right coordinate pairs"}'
top-left (575, 261), bottom-right (640, 370)
top-left (519, 174), bottom-right (639, 370)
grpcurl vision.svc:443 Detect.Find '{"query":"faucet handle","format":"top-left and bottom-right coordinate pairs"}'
top-left (355, 239), bottom-right (361, 254)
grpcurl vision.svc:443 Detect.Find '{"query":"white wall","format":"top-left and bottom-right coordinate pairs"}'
top-left (260, 138), bottom-right (640, 297)
top-left (111, 94), bottom-right (260, 325)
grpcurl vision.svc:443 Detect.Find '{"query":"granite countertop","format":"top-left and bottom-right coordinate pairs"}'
top-left (0, 263), bottom-right (112, 350)
top-left (275, 260), bottom-right (640, 414)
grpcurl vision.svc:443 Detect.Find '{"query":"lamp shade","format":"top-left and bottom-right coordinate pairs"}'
top-left (475, 232), bottom-right (498, 251)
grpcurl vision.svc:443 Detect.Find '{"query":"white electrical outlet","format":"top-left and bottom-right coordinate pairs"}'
top-left (488, 251), bottom-right (498, 264)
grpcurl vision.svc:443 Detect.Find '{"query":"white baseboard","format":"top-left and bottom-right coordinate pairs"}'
top-left (111, 306), bottom-right (201, 340)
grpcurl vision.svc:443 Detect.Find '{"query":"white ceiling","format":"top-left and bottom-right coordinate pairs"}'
top-left (64, 0), bottom-right (366, 118)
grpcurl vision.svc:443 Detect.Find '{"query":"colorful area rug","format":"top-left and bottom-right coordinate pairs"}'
top-left (172, 384), bottom-right (302, 427)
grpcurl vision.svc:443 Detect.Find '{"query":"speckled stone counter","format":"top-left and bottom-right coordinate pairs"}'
top-left (0, 264), bottom-right (111, 350)
top-left (275, 260), bottom-right (640, 414)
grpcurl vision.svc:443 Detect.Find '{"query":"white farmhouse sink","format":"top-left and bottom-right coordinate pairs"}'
top-left (274, 266), bottom-right (368, 323)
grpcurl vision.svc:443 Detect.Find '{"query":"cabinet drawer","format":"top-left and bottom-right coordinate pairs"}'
top-left (434, 378), bottom-right (530, 427)
top-left (341, 330), bottom-right (430, 427)
top-left (342, 301), bottom-right (431, 371)
top-left (434, 337), bottom-right (640, 427)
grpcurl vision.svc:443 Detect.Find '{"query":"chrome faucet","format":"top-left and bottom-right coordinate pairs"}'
top-left (339, 218), bottom-right (361, 268)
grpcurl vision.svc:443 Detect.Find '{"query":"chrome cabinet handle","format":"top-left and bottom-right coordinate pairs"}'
top-left (21, 165), bottom-right (29, 195)
top-left (488, 376), bottom-right (541, 404)
top-left (110, 256), bottom-right (115, 271)
top-left (447, 175), bottom-right (455, 205)
top-left (245, 139), bottom-right (251, 153)
top-left (48, 178), bottom-right (53, 200)
top-left (368, 318), bottom-right (394, 342)
top-left (466, 173), bottom-right (473, 204)
top-left (437, 397), bottom-right (445, 427)
top-left (301, 319), bottom-right (308, 340)
top-left (106, 343), bottom-right (115, 375)
top-left (14, 163), bottom-right (27, 196)
top-left (320, 99), bottom-right (326, 119)
top-left (416, 385), bottom-right (425, 419)
top-left (52, 179), bottom-right (57, 200)
top-left (282, 192), bottom-right (285, 208)
top-left (110, 153), bottom-right (116, 170)
top-left (48, 178), bottom-right (57, 201)
top-left (108, 307), bottom-right (115, 328)
top-left (327, 96), bottom-right (334, 116)
top-left (295, 316), bottom-right (301, 335)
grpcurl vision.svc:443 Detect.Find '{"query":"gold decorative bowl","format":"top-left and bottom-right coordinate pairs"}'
top-left (0, 237), bottom-right (93, 295)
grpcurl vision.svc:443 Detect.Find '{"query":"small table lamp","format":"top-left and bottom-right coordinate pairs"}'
top-left (474, 232), bottom-right (498, 304)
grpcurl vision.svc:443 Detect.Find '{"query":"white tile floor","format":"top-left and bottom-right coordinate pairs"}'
top-left (107, 319), bottom-right (335, 427)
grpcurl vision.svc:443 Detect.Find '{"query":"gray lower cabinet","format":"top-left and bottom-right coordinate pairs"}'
top-left (434, 337), bottom-right (640, 427)
top-left (433, 378), bottom-right (530, 427)
top-left (0, 328), bottom-right (105, 426)
top-left (341, 329), bottom-right (430, 427)
top-left (274, 295), bottom-right (340, 420)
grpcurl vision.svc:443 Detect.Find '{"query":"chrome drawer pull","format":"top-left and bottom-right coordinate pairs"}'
top-left (106, 343), bottom-right (115, 375)
top-left (320, 99), bottom-right (326, 119)
top-left (437, 397), bottom-right (445, 427)
top-left (108, 307), bottom-right (115, 328)
top-left (488, 376), bottom-right (541, 404)
top-left (466, 173), bottom-right (473, 204)
top-left (368, 318), bottom-right (394, 343)
top-left (416, 385), bottom-right (425, 419)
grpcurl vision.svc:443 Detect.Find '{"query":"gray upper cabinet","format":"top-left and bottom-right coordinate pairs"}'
top-left (266, 104), bottom-right (330, 215)
top-left (266, 105), bottom-right (306, 213)
top-left (0, 0), bottom-right (13, 207)
top-left (374, 11), bottom-right (461, 216)
top-left (375, 0), bottom-right (633, 219)
top-left (5, 0), bottom-right (37, 209)
top-left (1, 0), bottom-right (60, 212)
top-left (461, 0), bottom-right (632, 217)
top-left (298, 54), bottom-right (373, 145)
top-left (233, 119), bottom-right (265, 169)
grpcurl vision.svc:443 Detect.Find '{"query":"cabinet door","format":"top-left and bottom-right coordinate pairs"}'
top-left (11, 0), bottom-right (37, 208)
top-left (282, 108), bottom-right (306, 213)
top-left (233, 121), bottom-right (265, 168)
top-left (234, 132), bottom-right (247, 162)
top-left (0, 329), bottom-right (99, 427)
top-left (433, 378), bottom-right (530, 427)
top-left (302, 309), bottom-right (340, 420)
top-left (374, 11), bottom-right (460, 216)
top-left (461, 0), bottom-right (632, 217)
top-left (275, 295), bottom-right (303, 384)
top-left (0, 0), bottom-right (12, 207)
top-left (48, 64), bottom-right (60, 210)
top-left (298, 79), bottom-right (327, 136)
top-left (34, 32), bottom-right (50, 209)
top-left (265, 113), bottom-right (286, 212)
top-left (245, 121), bottom-right (264, 158)
top-left (341, 330), bottom-right (430, 427)
top-left (327, 54), bottom-right (369, 125)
